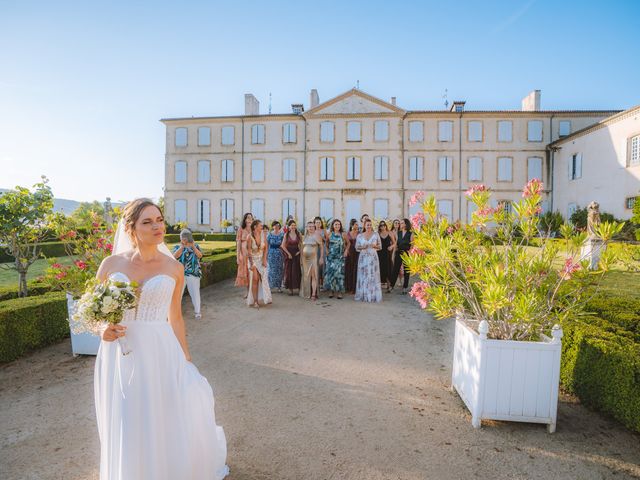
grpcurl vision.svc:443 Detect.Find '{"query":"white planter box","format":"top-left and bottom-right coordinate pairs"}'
top-left (451, 317), bottom-right (563, 433)
top-left (66, 293), bottom-right (101, 356)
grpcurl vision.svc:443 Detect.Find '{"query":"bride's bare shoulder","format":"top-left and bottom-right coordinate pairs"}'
top-left (97, 253), bottom-right (132, 278)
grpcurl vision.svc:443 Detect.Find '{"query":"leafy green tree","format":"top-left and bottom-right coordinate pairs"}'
top-left (0, 177), bottom-right (54, 296)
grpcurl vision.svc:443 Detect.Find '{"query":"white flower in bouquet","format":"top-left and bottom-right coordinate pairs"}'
top-left (72, 278), bottom-right (139, 355)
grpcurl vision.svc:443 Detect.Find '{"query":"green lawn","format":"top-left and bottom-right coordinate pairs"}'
top-left (592, 270), bottom-right (640, 299)
top-left (166, 240), bottom-right (236, 255)
top-left (0, 241), bottom-right (237, 289)
top-left (0, 256), bottom-right (75, 288)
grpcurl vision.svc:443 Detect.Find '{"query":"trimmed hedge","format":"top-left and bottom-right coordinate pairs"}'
top-left (164, 233), bottom-right (236, 243)
top-left (0, 282), bottom-right (52, 302)
top-left (0, 292), bottom-right (69, 363)
top-left (561, 318), bottom-right (640, 433)
top-left (561, 293), bottom-right (640, 433)
top-left (0, 236), bottom-right (237, 262)
top-left (200, 252), bottom-right (237, 287)
top-left (0, 241), bottom-right (68, 263)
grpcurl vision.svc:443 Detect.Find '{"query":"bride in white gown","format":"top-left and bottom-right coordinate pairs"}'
top-left (94, 198), bottom-right (228, 480)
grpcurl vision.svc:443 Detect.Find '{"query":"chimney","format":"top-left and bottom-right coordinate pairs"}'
top-left (391, 96), bottom-right (396, 106)
top-left (244, 93), bottom-right (259, 115)
top-left (521, 90), bottom-right (541, 111)
top-left (310, 89), bottom-right (319, 109)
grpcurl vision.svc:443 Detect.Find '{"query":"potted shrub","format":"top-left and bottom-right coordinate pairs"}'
top-left (404, 180), bottom-right (623, 432)
top-left (42, 212), bottom-right (115, 356)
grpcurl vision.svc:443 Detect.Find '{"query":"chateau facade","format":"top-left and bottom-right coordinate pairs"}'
top-left (161, 88), bottom-right (623, 231)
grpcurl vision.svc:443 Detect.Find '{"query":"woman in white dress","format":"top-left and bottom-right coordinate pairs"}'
top-left (354, 218), bottom-right (383, 303)
top-left (246, 219), bottom-right (272, 308)
top-left (94, 198), bottom-right (228, 480)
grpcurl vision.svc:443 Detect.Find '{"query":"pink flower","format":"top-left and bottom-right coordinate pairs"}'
top-left (55, 272), bottom-right (67, 280)
top-left (446, 226), bottom-right (454, 234)
top-left (74, 260), bottom-right (88, 270)
top-left (526, 205), bottom-right (543, 216)
top-left (105, 243), bottom-right (113, 252)
top-left (465, 184), bottom-right (488, 197)
top-left (106, 229), bottom-right (113, 235)
top-left (409, 281), bottom-right (430, 309)
top-left (561, 257), bottom-right (580, 279)
top-left (465, 265), bottom-right (474, 274)
top-left (67, 230), bottom-right (77, 238)
top-left (51, 263), bottom-right (63, 269)
top-left (410, 212), bottom-right (426, 230)
top-left (522, 178), bottom-right (543, 198)
top-left (409, 246), bottom-right (425, 256)
top-left (409, 191), bottom-right (425, 207)
top-left (92, 222), bottom-right (100, 228)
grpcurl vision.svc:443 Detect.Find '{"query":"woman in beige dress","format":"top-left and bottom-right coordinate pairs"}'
top-left (247, 219), bottom-right (272, 308)
top-left (300, 221), bottom-right (324, 301)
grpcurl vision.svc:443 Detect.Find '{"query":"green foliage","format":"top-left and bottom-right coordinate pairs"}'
top-left (570, 206), bottom-right (635, 240)
top-left (405, 180), bottom-right (625, 341)
top-left (0, 282), bottom-right (52, 302)
top-left (0, 240), bottom-right (67, 263)
top-left (561, 318), bottom-right (640, 433)
top-left (0, 177), bottom-right (55, 296)
top-left (538, 211), bottom-right (565, 236)
top-left (200, 252), bottom-right (237, 287)
top-left (69, 201), bottom-right (105, 225)
top-left (632, 196), bottom-right (640, 241)
top-left (43, 212), bottom-right (116, 297)
top-left (0, 292), bottom-right (69, 363)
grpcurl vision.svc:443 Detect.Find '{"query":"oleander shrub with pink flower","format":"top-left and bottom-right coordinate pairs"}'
top-left (404, 179), bottom-right (624, 341)
top-left (42, 212), bottom-right (116, 298)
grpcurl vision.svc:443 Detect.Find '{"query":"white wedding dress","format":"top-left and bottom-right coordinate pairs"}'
top-left (94, 272), bottom-right (228, 480)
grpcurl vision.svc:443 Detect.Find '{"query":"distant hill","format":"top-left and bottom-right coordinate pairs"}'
top-left (0, 189), bottom-right (121, 215)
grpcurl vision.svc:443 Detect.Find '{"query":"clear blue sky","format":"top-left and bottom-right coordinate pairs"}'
top-left (1, 0), bottom-right (638, 202)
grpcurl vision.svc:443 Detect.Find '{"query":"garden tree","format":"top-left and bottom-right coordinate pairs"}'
top-left (0, 177), bottom-right (54, 297)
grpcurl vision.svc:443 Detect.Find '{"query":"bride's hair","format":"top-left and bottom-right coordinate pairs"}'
top-left (122, 198), bottom-right (163, 245)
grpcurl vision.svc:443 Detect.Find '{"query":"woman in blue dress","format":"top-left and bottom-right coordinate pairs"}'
top-left (323, 219), bottom-right (350, 299)
top-left (267, 221), bottom-right (285, 293)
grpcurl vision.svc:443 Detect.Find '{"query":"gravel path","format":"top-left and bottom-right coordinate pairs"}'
top-left (1, 280), bottom-right (639, 480)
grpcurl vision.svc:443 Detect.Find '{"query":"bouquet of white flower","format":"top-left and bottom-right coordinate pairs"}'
top-left (72, 278), bottom-right (139, 355)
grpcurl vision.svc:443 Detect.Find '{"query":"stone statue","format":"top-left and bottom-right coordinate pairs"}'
top-left (104, 197), bottom-right (114, 225)
top-left (583, 201), bottom-right (603, 270)
top-left (586, 201), bottom-right (600, 239)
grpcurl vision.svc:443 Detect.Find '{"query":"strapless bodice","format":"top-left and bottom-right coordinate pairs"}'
top-left (109, 272), bottom-right (176, 323)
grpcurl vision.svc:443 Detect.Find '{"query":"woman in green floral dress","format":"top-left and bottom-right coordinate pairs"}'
top-left (323, 219), bottom-right (350, 299)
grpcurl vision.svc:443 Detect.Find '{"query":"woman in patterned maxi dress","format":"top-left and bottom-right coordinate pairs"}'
top-left (323, 219), bottom-right (349, 298)
top-left (354, 219), bottom-right (383, 303)
top-left (267, 221), bottom-right (285, 293)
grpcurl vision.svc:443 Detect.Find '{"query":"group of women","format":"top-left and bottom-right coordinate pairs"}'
top-left (234, 213), bottom-right (414, 307)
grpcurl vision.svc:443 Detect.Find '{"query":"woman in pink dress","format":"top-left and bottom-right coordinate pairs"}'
top-left (235, 212), bottom-right (253, 297)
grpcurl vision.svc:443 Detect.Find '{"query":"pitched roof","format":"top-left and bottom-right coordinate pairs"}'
top-left (304, 88), bottom-right (405, 116)
top-left (548, 104), bottom-right (640, 147)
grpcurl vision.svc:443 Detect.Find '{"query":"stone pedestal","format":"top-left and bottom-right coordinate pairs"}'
top-left (581, 238), bottom-right (605, 270)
